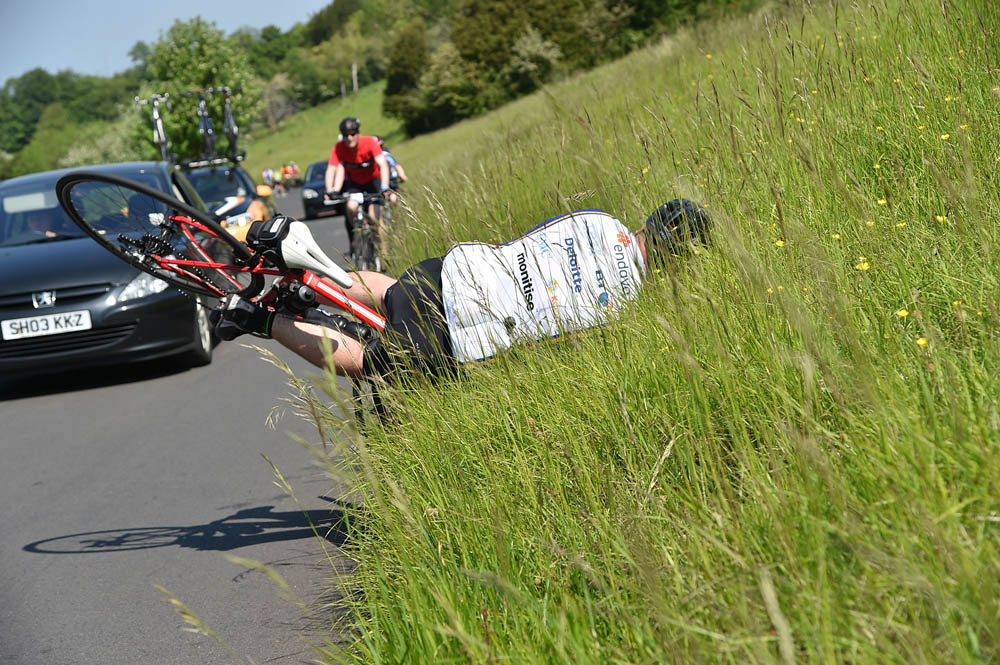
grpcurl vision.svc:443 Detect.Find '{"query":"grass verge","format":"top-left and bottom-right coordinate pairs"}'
top-left (297, 0), bottom-right (999, 661)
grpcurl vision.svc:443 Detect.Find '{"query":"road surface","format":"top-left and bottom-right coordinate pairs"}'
top-left (0, 192), bottom-right (356, 664)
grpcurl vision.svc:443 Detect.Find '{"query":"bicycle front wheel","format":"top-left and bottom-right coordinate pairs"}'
top-left (57, 171), bottom-right (262, 299)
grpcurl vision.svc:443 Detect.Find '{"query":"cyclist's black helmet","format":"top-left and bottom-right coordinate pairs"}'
top-left (339, 117), bottom-right (360, 135)
top-left (643, 199), bottom-right (711, 259)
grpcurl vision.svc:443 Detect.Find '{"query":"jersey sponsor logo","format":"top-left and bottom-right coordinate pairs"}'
top-left (564, 237), bottom-right (583, 293)
top-left (595, 269), bottom-right (615, 311)
top-left (517, 252), bottom-right (535, 311)
top-left (536, 236), bottom-right (553, 257)
top-left (613, 244), bottom-right (634, 297)
top-left (617, 231), bottom-right (632, 247)
top-left (545, 278), bottom-right (558, 293)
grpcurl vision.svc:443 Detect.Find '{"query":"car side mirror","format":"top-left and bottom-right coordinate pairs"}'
top-left (256, 185), bottom-right (273, 198)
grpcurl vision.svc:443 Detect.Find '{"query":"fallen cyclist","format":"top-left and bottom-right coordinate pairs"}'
top-left (215, 199), bottom-right (710, 381)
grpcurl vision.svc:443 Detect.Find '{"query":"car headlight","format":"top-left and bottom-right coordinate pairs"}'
top-left (117, 272), bottom-right (170, 303)
top-left (302, 188), bottom-right (319, 199)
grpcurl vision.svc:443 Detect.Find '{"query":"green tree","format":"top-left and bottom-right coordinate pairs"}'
top-left (303, 0), bottom-right (361, 45)
top-left (238, 25), bottom-right (304, 80)
top-left (0, 68), bottom-right (60, 152)
top-left (503, 25), bottom-right (561, 95)
top-left (413, 42), bottom-right (485, 132)
top-left (4, 103), bottom-right (80, 177)
top-left (383, 19), bottom-right (429, 122)
top-left (145, 17), bottom-right (261, 161)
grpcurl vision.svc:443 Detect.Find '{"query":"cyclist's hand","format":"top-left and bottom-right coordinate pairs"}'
top-left (214, 294), bottom-right (276, 340)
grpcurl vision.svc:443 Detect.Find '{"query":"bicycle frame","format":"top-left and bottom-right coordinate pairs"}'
top-left (147, 211), bottom-right (386, 332)
top-left (135, 94), bottom-right (172, 161)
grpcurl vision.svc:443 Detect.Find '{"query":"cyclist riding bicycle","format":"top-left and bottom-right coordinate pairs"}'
top-left (216, 199), bottom-right (710, 382)
top-left (325, 117), bottom-right (391, 247)
top-left (375, 136), bottom-right (407, 206)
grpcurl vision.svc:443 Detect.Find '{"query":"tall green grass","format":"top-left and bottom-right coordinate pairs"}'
top-left (296, 0), bottom-right (999, 662)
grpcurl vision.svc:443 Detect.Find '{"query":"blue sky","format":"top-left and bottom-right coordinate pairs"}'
top-left (1, 0), bottom-right (334, 84)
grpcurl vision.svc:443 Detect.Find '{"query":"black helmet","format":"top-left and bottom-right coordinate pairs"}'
top-left (339, 117), bottom-right (360, 135)
top-left (643, 199), bottom-right (710, 258)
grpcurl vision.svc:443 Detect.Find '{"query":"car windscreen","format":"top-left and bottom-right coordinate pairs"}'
top-left (50, 174), bottom-right (171, 240)
top-left (305, 161), bottom-right (327, 182)
top-left (185, 170), bottom-right (248, 207)
top-left (0, 179), bottom-right (91, 247)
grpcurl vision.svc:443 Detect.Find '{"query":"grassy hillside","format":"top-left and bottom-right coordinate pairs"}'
top-left (282, 0), bottom-right (999, 662)
top-left (243, 80), bottom-right (404, 179)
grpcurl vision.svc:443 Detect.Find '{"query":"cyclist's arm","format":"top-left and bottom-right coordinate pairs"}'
top-left (394, 162), bottom-right (408, 183)
top-left (325, 164), bottom-right (345, 194)
top-left (375, 154), bottom-right (390, 191)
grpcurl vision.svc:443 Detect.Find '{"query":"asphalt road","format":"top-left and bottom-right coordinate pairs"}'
top-left (0, 193), bottom-right (356, 665)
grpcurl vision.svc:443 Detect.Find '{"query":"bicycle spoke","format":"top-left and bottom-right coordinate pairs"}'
top-left (57, 172), bottom-right (261, 299)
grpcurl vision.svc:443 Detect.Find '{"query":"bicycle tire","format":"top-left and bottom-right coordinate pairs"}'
top-left (56, 171), bottom-right (261, 299)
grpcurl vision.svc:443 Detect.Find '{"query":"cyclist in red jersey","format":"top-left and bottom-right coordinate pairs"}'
top-left (324, 117), bottom-right (390, 249)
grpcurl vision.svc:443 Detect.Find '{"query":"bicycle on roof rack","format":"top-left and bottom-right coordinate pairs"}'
top-left (55, 171), bottom-right (389, 419)
top-left (177, 87), bottom-right (245, 169)
top-left (134, 94), bottom-right (173, 162)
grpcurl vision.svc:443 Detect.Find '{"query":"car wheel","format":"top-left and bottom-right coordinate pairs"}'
top-left (186, 302), bottom-right (214, 367)
top-left (302, 204), bottom-right (315, 221)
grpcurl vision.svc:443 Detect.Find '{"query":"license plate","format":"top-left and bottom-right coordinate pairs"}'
top-left (1, 310), bottom-right (92, 340)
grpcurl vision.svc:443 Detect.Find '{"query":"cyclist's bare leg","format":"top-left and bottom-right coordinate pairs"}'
top-left (343, 271), bottom-right (396, 311)
top-left (345, 198), bottom-right (360, 221)
top-left (366, 202), bottom-right (386, 254)
top-left (271, 316), bottom-right (365, 377)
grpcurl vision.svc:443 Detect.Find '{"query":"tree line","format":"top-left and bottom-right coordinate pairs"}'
top-left (0, 0), bottom-right (762, 179)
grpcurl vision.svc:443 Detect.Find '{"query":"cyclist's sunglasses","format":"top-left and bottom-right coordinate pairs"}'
top-left (345, 131), bottom-right (359, 137)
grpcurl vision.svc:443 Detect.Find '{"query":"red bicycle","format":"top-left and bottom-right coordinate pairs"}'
top-left (56, 171), bottom-right (388, 411)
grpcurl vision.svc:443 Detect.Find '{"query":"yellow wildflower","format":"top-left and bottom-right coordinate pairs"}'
top-left (877, 199), bottom-right (887, 206)
top-left (777, 285), bottom-right (785, 292)
top-left (767, 288), bottom-right (774, 294)
top-left (874, 163), bottom-right (881, 170)
top-left (916, 337), bottom-right (928, 347)
top-left (705, 53), bottom-right (712, 59)
top-left (776, 240), bottom-right (785, 247)
top-left (940, 133), bottom-right (950, 140)
top-left (866, 220), bottom-right (875, 227)
top-left (832, 233), bottom-right (841, 239)
top-left (896, 222), bottom-right (906, 228)
top-left (896, 309), bottom-right (909, 318)
top-left (935, 214), bottom-right (947, 223)
top-left (856, 259), bottom-right (871, 271)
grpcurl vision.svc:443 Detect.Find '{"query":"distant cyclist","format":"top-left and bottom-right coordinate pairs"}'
top-left (216, 199), bottom-right (710, 381)
top-left (375, 136), bottom-right (408, 206)
top-left (325, 117), bottom-right (390, 247)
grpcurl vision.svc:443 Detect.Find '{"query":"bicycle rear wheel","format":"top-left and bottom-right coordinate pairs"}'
top-left (57, 171), bottom-right (262, 299)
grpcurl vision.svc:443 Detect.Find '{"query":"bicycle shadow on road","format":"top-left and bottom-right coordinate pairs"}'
top-left (22, 504), bottom-right (349, 555)
top-left (0, 356), bottom-right (199, 402)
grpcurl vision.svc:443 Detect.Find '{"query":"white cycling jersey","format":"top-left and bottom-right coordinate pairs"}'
top-left (441, 210), bottom-right (645, 364)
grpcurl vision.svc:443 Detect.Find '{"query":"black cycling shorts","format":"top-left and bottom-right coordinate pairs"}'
top-left (363, 257), bottom-right (455, 381)
top-left (343, 179), bottom-right (381, 196)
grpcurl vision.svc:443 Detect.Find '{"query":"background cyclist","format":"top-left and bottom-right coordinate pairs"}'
top-left (325, 117), bottom-right (390, 248)
top-left (216, 199), bottom-right (710, 381)
top-left (375, 136), bottom-right (408, 206)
